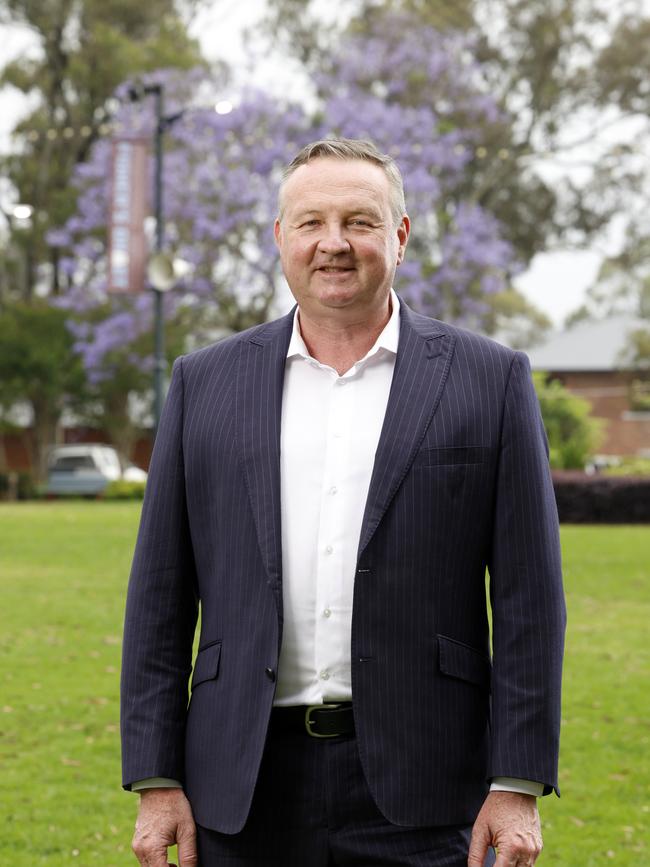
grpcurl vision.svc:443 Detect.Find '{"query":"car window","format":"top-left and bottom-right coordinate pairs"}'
top-left (51, 455), bottom-right (96, 470)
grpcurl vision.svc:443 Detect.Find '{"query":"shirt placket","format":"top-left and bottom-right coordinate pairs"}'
top-left (313, 371), bottom-right (353, 698)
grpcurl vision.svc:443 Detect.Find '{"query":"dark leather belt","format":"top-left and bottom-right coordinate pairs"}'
top-left (270, 702), bottom-right (354, 739)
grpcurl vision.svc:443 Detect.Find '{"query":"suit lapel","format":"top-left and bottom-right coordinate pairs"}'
top-left (235, 311), bottom-right (294, 591)
top-left (357, 301), bottom-right (456, 560)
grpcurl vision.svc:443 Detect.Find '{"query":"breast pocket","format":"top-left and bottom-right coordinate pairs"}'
top-left (412, 445), bottom-right (492, 468)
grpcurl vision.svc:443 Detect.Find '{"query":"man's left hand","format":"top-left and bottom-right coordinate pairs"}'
top-left (468, 791), bottom-right (542, 867)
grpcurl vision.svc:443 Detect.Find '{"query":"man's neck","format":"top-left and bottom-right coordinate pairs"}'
top-left (297, 301), bottom-right (391, 376)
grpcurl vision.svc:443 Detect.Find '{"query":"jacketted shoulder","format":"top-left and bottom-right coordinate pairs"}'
top-left (401, 304), bottom-right (521, 367)
top-left (174, 310), bottom-right (296, 374)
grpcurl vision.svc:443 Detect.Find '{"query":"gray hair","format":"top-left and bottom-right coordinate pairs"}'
top-left (278, 138), bottom-right (407, 224)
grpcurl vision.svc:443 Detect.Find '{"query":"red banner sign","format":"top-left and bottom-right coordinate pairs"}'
top-left (107, 139), bottom-right (149, 293)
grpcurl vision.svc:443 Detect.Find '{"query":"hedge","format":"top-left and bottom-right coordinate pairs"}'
top-left (552, 472), bottom-right (650, 523)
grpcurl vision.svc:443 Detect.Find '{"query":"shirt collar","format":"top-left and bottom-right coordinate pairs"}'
top-left (287, 289), bottom-right (401, 363)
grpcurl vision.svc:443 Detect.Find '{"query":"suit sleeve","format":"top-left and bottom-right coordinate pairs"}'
top-left (120, 356), bottom-right (199, 790)
top-left (487, 352), bottom-right (566, 795)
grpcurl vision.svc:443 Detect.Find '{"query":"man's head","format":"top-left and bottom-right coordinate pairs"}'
top-left (278, 138), bottom-right (407, 226)
top-left (274, 138), bottom-right (410, 321)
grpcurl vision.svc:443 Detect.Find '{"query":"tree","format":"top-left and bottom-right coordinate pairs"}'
top-left (0, 0), bottom-right (204, 300)
top-left (263, 0), bottom-right (650, 339)
top-left (534, 372), bottom-right (604, 470)
top-left (52, 20), bottom-right (522, 389)
top-left (0, 301), bottom-right (86, 480)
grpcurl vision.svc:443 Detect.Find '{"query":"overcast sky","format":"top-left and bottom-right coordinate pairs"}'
top-left (0, 0), bottom-right (642, 327)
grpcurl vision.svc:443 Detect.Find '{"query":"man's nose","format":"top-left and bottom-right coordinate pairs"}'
top-left (317, 225), bottom-right (351, 254)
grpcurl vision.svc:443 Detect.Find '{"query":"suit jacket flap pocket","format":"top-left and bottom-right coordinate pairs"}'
top-left (191, 641), bottom-right (222, 689)
top-left (413, 446), bottom-right (491, 467)
top-left (438, 634), bottom-right (490, 690)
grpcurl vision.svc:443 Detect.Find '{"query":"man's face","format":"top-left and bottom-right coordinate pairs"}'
top-left (274, 158), bottom-right (409, 320)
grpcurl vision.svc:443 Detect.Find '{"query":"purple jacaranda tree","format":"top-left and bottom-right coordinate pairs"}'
top-left (51, 14), bottom-right (518, 442)
top-left (315, 11), bottom-right (518, 321)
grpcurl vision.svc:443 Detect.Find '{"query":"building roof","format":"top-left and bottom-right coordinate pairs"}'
top-left (526, 315), bottom-right (647, 372)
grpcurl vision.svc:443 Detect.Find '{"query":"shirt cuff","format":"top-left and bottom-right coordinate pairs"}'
top-left (130, 777), bottom-right (183, 792)
top-left (490, 777), bottom-right (545, 797)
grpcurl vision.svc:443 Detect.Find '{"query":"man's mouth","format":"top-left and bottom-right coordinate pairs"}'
top-left (317, 266), bottom-right (354, 272)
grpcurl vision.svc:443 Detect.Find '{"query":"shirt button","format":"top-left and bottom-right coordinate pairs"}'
top-left (265, 667), bottom-right (276, 682)
top-left (325, 545), bottom-right (333, 555)
top-left (323, 608), bottom-right (332, 618)
top-left (329, 486), bottom-right (338, 495)
top-left (319, 670), bottom-right (330, 681)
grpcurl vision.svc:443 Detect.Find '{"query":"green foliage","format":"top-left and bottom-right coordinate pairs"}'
top-left (534, 372), bottom-right (604, 469)
top-left (0, 0), bottom-right (204, 300)
top-left (103, 479), bottom-right (146, 499)
top-left (16, 471), bottom-right (39, 500)
top-left (604, 457), bottom-right (650, 477)
top-left (0, 301), bottom-right (86, 479)
top-left (482, 287), bottom-right (553, 347)
top-left (1, 505), bottom-right (649, 864)
top-left (629, 377), bottom-right (650, 412)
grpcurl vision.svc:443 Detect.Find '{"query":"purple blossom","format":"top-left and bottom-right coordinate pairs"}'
top-left (53, 15), bottom-right (517, 384)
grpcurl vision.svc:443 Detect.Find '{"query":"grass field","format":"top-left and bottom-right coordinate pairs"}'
top-left (0, 502), bottom-right (648, 866)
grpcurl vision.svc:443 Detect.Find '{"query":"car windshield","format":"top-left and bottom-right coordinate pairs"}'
top-left (51, 455), bottom-right (96, 471)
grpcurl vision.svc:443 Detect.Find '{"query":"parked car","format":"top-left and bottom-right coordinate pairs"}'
top-left (46, 444), bottom-right (147, 496)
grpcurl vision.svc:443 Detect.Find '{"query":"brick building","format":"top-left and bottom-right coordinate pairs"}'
top-left (526, 315), bottom-right (650, 457)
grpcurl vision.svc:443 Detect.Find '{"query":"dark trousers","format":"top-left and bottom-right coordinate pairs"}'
top-left (196, 722), bottom-right (496, 866)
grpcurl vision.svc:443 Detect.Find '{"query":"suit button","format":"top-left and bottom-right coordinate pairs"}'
top-left (265, 667), bottom-right (276, 682)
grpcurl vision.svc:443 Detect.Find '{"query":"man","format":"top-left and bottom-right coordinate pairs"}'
top-left (121, 139), bottom-right (566, 867)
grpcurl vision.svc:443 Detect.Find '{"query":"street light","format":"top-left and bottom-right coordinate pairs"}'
top-left (126, 83), bottom-right (231, 434)
top-left (127, 82), bottom-right (182, 436)
top-left (0, 201), bottom-right (34, 299)
top-left (12, 204), bottom-right (34, 222)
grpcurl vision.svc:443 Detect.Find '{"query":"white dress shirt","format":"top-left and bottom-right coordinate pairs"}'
top-left (132, 289), bottom-right (543, 796)
top-left (275, 291), bottom-right (401, 706)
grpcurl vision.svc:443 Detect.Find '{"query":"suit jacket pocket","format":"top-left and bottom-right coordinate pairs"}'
top-left (413, 445), bottom-right (491, 468)
top-left (191, 640), bottom-right (222, 690)
top-left (437, 634), bottom-right (491, 691)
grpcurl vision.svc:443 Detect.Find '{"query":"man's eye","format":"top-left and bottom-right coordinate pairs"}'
top-left (350, 220), bottom-right (370, 226)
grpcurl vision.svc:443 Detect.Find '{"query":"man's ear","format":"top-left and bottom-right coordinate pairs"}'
top-left (396, 214), bottom-right (410, 265)
top-left (274, 218), bottom-right (282, 249)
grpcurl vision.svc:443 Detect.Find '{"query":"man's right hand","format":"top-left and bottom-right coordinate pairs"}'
top-left (132, 787), bottom-right (197, 867)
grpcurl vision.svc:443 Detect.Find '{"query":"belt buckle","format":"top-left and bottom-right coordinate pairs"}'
top-left (304, 703), bottom-right (341, 738)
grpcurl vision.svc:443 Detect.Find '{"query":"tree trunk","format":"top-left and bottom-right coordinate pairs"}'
top-left (30, 400), bottom-right (62, 484)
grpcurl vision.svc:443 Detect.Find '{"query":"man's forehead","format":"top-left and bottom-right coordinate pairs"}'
top-left (281, 158), bottom-right (390, 210)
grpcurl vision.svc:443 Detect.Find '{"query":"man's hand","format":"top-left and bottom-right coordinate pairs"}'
top-left (132, 788), bottom-right (197, 867)
top-left (468, 791), bottom-right (542, 867)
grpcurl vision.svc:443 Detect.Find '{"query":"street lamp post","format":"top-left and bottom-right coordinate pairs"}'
top-left (128, 82), bottom-right (181, 436)
top-left (126, 84), bottom-right (231, 435)
top-left (151, 85), bottom-right (166, 436)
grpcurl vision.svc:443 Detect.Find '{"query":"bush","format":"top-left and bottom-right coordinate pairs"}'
top-left (604, 457), bottom-right (650, 477)
top-left (534, 373), bottom-right (604, 469)
top-left (103, 479), bottom-right (146, 500)
top-left (17, 472), bottom-right (39, 500)
top-left (553, 472), bottom-right (650, 522)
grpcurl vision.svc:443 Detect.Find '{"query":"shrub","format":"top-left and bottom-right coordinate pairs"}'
top-left (604, 457), bottom-right (650, 477)
top-left (534, 373), bottom-right (604, 470)
top-left (553, 472), bottom-right (650, 522)
top-left (103, 480), bottom-right (146, 500)
top-left (17, 472), bottom-right (39, 500)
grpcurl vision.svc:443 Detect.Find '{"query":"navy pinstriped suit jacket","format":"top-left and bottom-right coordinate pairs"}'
top-left (120, 299), bottom-right (566, 834)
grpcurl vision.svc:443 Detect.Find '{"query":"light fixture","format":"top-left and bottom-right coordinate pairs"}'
top-left (12, 204), bottom-right (33, 221)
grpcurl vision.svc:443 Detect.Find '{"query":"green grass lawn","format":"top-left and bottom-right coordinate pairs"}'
top-left (0, 503), bottom-right (648, 865)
